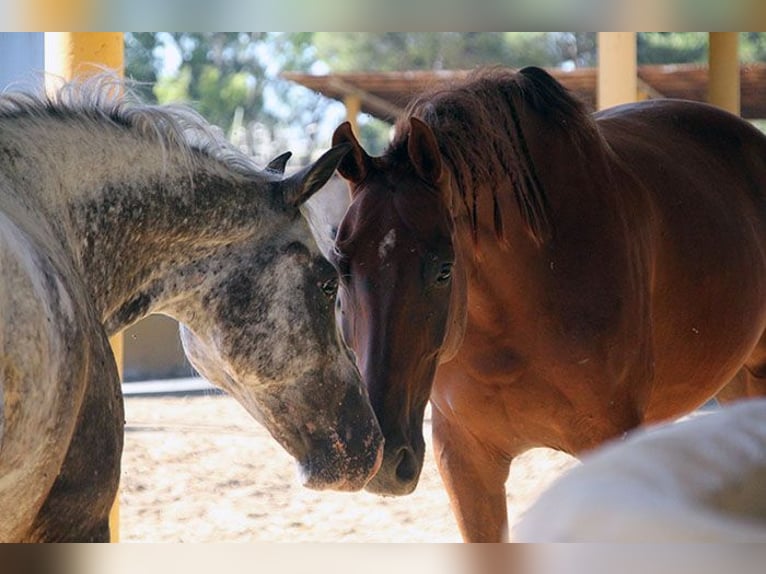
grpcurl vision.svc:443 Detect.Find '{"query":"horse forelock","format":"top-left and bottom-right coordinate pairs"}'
top-left (0, 74), bottom-right (262, 180)
top-left (390, 66), bottom-right (596, 246)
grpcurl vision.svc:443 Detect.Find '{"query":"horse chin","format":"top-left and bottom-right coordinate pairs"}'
top-left (363, 442), bottom-right (425, 496)
top-left (297, 434), bottom-right (384, 492)
top-left (364, 475), bottom-right (419, 496)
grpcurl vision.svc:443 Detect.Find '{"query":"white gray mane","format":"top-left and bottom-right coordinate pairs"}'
top-left (0, 75), bottom-right (261, 178)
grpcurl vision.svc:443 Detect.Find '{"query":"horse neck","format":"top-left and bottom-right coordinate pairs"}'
top-left (1, 116), bottom-right (276, 332)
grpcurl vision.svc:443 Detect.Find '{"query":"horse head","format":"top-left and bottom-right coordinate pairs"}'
top-left (174, 144), bottom-right (384, 492)
top-left (330, 120), bottom-right (467, 494)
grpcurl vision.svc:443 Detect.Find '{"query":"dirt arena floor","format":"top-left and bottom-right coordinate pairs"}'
top-left (119, 392), bottom-right (578, 542)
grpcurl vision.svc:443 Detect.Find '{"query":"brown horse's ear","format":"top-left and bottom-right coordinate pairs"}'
top-left (408, 117), bottom-right (443, 186)
top-left (331, 121), bottom-right (372, 187)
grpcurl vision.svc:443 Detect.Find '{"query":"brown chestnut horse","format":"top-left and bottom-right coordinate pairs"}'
top-left (331, 66), bottom-right (766, 542)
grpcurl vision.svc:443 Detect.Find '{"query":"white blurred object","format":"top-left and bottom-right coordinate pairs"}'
top-left (514, 399), bottom-right (766, 542)
top-left (303, 174), bottom-right (350, 259)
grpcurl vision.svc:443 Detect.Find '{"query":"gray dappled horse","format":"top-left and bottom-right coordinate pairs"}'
top-left (0, 79), bottom-right (383, 542)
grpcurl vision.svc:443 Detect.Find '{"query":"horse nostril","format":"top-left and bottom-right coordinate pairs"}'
top-left (394, 446), bottom-right (418, 483)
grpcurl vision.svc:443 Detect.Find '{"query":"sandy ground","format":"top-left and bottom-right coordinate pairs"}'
top-left (119, 392), bottom-right (578, 542)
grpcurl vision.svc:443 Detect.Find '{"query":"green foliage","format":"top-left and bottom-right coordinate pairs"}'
top-left (125, 33), bottom-right (766, 159)
top-left (637, 32), bottom-right (708, 64)
top-left (193, 67), bottom-right (257, 129)
top-left (310, 32), bottom-right (598, 71)
top-left (740, 33), bottom-right (766, 62)
top-left (357, 118), bottom-right (392, 156)
top-left (504, 33), bottom-right (597, 68)
top-left (124, 32), bottom-right (159, 103)
top-left (154, 66), bottom-right (190, 104)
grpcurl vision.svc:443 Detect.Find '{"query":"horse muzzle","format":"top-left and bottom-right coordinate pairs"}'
top-left (291, 376), bottom-right (383, 490)
top-left (298, 423), bottom-right (384, 491)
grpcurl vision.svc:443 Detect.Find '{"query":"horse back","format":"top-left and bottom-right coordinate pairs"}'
top-left (597, 99), bottom-right (766, 417)
top-left (596, 99), bottom-right (766, 269)
top-left (597, 99), bottom-right (766, 209)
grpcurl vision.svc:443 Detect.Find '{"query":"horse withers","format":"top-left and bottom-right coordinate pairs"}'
top-left (331, 66), bottom-right (766, 541)
top-left (0, 79), bottom-right (382, 541)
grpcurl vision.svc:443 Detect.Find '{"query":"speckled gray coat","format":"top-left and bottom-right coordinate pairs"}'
top-left (0, 80), bottom-right (382, 542)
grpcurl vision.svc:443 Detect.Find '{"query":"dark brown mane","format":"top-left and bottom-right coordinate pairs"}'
top-left (389, 66), bottom-right (597, 244)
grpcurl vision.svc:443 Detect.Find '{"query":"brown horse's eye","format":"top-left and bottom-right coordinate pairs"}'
top-left (435, 262), bottom-right (453, 285)
top-left (320, 277), bottom-right (339, 298)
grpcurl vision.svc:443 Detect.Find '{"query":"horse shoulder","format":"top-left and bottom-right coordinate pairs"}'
top-left (0, 213), bottom-right (110, 540)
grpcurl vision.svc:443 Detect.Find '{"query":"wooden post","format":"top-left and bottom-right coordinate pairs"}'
top-left (344, 94), bottom-right (362, 136)
top-left (597, 32), bottom-right (638, 110)
top-left (44, 32), bottom-right (124, 543)
top-left (107, 333), bottom-right (123, 541)
top-left (708, 32), bottom-right (740, 115)
top-left (44, 33), bottom-right (124, 81)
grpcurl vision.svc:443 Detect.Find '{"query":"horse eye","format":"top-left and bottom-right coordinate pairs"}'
top-left (320, 277), bottom-right (338, 298)
top-left (435, 262), bottom-right (453, 285)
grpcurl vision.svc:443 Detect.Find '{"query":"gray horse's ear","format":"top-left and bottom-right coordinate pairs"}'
top-left (265, 151), bottom-right (292, 175)
top-left (282, 143), bottom-right (352, 208)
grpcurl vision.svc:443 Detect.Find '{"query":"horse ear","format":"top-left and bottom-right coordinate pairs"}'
top-left (281, 143), bottom-right (352, 207)
top-left (265, 151), bottom-right (292, 175)
top-left (407, 117), bottom-right (443, 186)
top-left (331, 121), bottom-right (372, 186)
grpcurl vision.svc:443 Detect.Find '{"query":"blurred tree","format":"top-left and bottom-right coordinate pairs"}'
top-left (124, 32), bottom-right (335, 164)
top-left (125, 33), bottom-right (765, 157)
top-left (310, 32), bottom-right (600, 71)
top-left (637, 32), bottom-right (708, 64)
top-left (741, 32), bottom-right (766, 62)
top-left (311, 32), bottom-right (511, 71)
top-left (124, 32), bottom-right (160, 103)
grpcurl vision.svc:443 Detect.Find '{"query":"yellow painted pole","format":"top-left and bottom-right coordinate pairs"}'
top-left (44, 32), bottom-right (124, 543)
top-left (344, 94), bottom-right (362, 136)
top-left (44, 32), bottom-right (124, 82)
top-left (597, 32), bottom-right (638, 110)
top-left (708, 32), bottom-right (740, 115)
top-left (107, 333), bottom-right (123, 542)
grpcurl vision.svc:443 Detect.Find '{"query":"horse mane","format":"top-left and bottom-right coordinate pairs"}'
top-left (0, 74), bottom-right (261, 178)
top-left (390, 66), bottom-right (598, 245)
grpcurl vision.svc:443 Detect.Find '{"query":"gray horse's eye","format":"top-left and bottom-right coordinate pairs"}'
top-left (320, 277), bottom-right (339, 298)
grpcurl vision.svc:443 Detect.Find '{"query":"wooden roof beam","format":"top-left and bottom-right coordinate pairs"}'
top-left (327, 77), bottom-right (404, 120)
top-left (636, 77), bottom-right (666, 100)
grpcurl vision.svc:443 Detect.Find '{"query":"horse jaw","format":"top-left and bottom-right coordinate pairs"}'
top-left (177, 321), bottom-right (384, 493)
